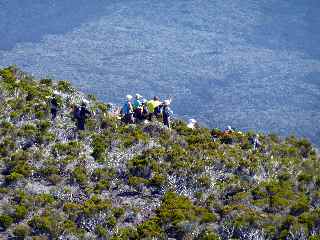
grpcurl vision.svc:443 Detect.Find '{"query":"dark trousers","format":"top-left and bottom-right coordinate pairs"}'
top-left (154, 106), bottom-right (162, 117)
top-left (134, 108), bottom-right (143, 121)
top-left (148, 112), bottom-right (154, 121)
top-left (163, 116), bottom-right (170, 128)
top-left (124, 114), bottom-right (134, 124)
top-left (51, 108), bottom-right (57, 120)
top-left (77, 119), bottom-right (85, 130)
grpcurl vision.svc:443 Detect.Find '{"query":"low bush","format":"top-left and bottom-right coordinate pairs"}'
top-left (57, 80), bottom-right (73, 93)
top-left (13, 224), bottom-right (31, 238)
top-left (14, 204), bottom-right (28, 221)
top-left (72, 167), bottom-right (88, 186)
top-left (91, 134), bottom-right (108, 162)
top-left (0, 214), bottom-right (13, 229)
top-left (137, 218), bottom-right (162, 238)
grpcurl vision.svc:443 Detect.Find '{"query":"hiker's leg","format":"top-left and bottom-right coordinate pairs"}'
top-left (124, 114), bottom-right (129, 124)
top-left (78, 119), bottom-right (85, 130)
top-left (51, 109), bottom-right (57, 120)
top-left (148, 112), bottom-right (153, 121)
top-left (163, 117), bottom-right (169, 127)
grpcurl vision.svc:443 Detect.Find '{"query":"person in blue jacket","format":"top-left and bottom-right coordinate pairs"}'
top-left (162, 99), bottom-right (173, 128)
top-left (133, 94), bottom-right (143, 120)
top-left (122, 95), bottom-right (134, 124)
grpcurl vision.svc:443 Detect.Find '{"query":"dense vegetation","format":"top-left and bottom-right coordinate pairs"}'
top-left (0, 66), bottom-right (319, 239)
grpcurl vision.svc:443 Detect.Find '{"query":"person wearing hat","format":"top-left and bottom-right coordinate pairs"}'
top-left (133, 94), bottom-right (143, 121)
top-left (162, 99), bottom-right (173, 128)
top-left (133, 94), bottom-right (142, 109)
top-left (122, 95), bottom-right (134, 124)
top-left (77, 102), bottom-right (91, 130)
top-left (252, 134), bottom-right (261, 151)
top-left (187, 119), bottom-right (197, 129)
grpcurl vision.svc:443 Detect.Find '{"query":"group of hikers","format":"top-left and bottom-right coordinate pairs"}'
top-left (48, 93), bottom-right (261, 150)
top-left (49, 93), bottom-right (174, 130)
top-left (121, 94), bottom-right (173, 128)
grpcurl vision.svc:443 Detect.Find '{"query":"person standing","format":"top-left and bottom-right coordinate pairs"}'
top-left (253, 134), bottom-right (261, 151)
top-left (162, 99), bottom-right (173, 128)
top-left (50, 95), bottom-right (59, 121)
top-left (122, 95), bottom-right (134, 124)
top-left (141, 98), bottom-right (149, 120)
top-left (147, 96), bottom-right (162, 121)
top-left (133, 94), bottom-right (143, 120)
top-left (77, 102), bottom-right (91, 130)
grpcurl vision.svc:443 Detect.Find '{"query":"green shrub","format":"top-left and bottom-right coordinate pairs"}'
top-left (95, 179), bottom-right (110, 193)
top-left (107, 215), bottom-right (117, 228)
top-left (52, 141), bottom-right (82, 157)
top-left (198, 230), bottom-right (220, 240)
top-left (128, 177), bottom-right (148, 191)
top-left (40, 78), bottom-right (53, 86)
top-left (0, 215), bottom-right (13, 229)
top-left (137, 218), bottom-right (162, 238)
top-left (112, 207), bottom-right (125, 219)
top-left (35, 194), bottom-right (55, 207)
top-left (91, 167), bottom-right (115, 182)
top-left (96, 103), bottom-right (111, 113)
top-left (63, 202), bottom-right (82, 220)
top-left (5, 172), bottom-right (24, 183)
top-left (40, 165), bottom-right (59, 176)
top-left (127, 154), bottom-right (152, 178)
top-left (12, 162), bottom-right (33, 177)
top-left (149, 173), bottom-right (166, 188)
top-left (91, 135), bottom-right (108, 162)
top-left (0, 188), bottom-right (9, 194)
top-left (298, 173), bottom-right (313, 183)
top-left (96, 224), bottom-right (108, 237)
top-left (29, 215), bottom-right (57, 236)
top-left (309, 235), bottom-right (320, 240)
top-left (82, 196), bottom-right (111, 216)
top-left (200, 212), bottom-right (217, 223)
top-left (298, 212), bottom-right (317, 230)
top-left (111, 227), bottom-right (139, 240)
top-left (294, 138), bottom-right (312, 158)
top-left (57, 80), bottom-right (73, 93)
top-left (13, 224), bottom-right (31, 238)
top-left (290, 196), bottom-right (310, 216)
top-left (157, 192), bottom-right (209, 227)
top-left (0, 138), bottom-right (15, 157)
top-left (197, 175), bottom-right (211, 188)
top-left (36, 120), bottom-right (51, 132)
top-left (72, 167), bottom-right (88, 186)
top-left (101, 116), bottom-right (118, 129)
top-left (62, 220), bottom-right (78, 234)
top-left (119, 126), bottom-right (149, 148)
top-left (14, 204), bottom-right (28, 221)
top-left (19, 123), bottom-right (37, 137)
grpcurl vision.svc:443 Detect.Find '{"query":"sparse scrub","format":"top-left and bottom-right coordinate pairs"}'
top-left (0, 67), bottom-right (318, 239)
